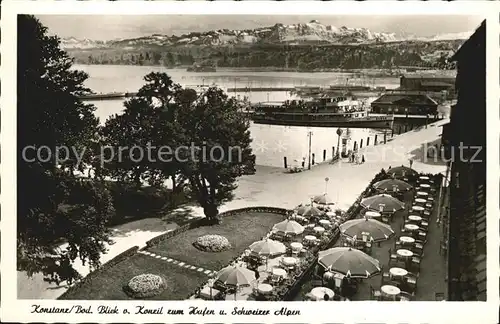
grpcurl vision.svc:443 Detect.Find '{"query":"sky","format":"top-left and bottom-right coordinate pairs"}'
top-left (37, 15), bottom-right (484, 41)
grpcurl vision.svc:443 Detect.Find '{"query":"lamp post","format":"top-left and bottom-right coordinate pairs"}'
top-left (307, 131), bottom-right (313, 170)
top-left (336, 128), bottom-right (343, 158)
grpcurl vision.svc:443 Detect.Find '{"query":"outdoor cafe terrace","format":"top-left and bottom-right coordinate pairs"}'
top-left (191, 168), bottom-right (447, 302)
top-left (296, 174), bottom-right (447, 301)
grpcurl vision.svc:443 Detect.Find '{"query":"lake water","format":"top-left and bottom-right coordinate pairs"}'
top-left (78, 65), bottom-right (398, 167)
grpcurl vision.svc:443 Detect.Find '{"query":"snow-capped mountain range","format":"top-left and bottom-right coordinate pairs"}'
top-left (60, 20), bottom-right (471, 49)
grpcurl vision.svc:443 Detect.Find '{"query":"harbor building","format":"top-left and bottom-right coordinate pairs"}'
top-left (441, 20), bottom-right (486, 301)
top-left (370, 93), bottom-right (439, 116)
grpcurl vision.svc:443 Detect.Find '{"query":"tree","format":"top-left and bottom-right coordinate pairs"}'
top-left (176, 87), bottom-right (256, 221)
top-left (17, 15), bottom-right (114, 284)
top-left (101, 73), bottom-right (183, 190)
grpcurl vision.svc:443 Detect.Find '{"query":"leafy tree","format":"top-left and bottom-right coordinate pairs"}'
top-left (17, 15), bottom-right (114, 284)
top-left (101, 73), bottom-right (183, 190)
top-left (100, 97), bottom-right (164, 188)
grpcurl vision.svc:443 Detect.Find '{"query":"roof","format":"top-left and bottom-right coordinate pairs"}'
top-left (401, 75), bottom-right (455, 81)
top-left (371, 93), bottom-right (438, 106)
top-left (451, 20), bottom-right (486, 62)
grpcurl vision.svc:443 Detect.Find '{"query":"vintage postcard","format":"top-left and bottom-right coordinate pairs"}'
top-left (1, 1), bottom-right (499, 323)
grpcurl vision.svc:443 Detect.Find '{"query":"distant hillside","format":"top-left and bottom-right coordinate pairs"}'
top-left (62, 20), bottom-right (467, 71)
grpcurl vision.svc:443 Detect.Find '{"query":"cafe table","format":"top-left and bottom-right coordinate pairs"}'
top-left (414, 198), bottom-right (427, 206)
top-left (399, 236), bottom-right (415, 244)
top-left (419, 176), bottom-right (430, 181)
top-left (408, 215), bottom-right (422, 223)
top-left (420, 183), bottom-right (431, 189)
top-left (405, 224), bottom-right (419, 232)
top-left (381, 285), bottom-right (401, 299)
top-left (272, 268), bottom-right (287, 278)
top-left (290, 242), bottom-right (303, 251)
top-left (365, 211), bottom-right (381, 218)
top-left (412, 205), bottom-right (425, 214)
top-left (282, 257), bottom-right (298, 267)
top-left (416, 191), bottom-right (429, 198)
top-left (294, 215), bottom-right (306, 222)
top-left (319, 219), bottom-right (331, 228)
top-left (314, 226), bottom-right (325, 235)
top-left (389, 267), bottom-right (408, 279)
top-left (304, 235), bottom-right (317, 243)
top-left (257, 283), bottom-right (273, 294)
top-left (397, 249), bottom-right (414, 258)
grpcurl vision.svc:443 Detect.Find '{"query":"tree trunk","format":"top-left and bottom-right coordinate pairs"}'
top-left (203, 203), bottom-right (219, 222)
top-left (134, 169), bottom-right (142, 190)
top-left (171, 175), bottom-right (177, 192)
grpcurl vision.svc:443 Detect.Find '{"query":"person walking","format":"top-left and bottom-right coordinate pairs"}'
top-left (362, 154), bottom-right (365, 164)
top-left (409, 158), bottom-right (414, 169)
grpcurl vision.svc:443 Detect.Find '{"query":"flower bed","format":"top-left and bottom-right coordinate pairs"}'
top-left (193, 235), bottom-right (232, 252)
top-left (123, 273), bottom-right (166, 298)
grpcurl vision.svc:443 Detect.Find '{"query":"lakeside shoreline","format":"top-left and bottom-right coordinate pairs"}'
top-left (73, 63), bottom-right (456, 78)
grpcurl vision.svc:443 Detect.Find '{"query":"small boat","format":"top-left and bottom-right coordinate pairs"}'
top-left (251, 95), bottom-right (394, 129)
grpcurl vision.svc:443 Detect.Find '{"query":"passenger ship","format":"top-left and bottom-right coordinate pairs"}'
top-left (251, 95), bottom-right (394, 129)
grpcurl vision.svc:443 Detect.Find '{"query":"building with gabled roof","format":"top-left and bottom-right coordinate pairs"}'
top-left (370, 93), bottom-right (438, 115)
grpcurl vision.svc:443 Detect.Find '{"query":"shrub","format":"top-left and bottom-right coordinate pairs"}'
top-left (193, 234), bottom-right (232, 252)
top-left (123, 274), bottom-right (166, 298)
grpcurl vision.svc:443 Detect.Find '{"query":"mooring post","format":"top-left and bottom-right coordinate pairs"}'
top-left (283, 157), bottom-right (287, 169)
top-left (323, 149), bottom-right (326, 161)
top-left (360, 139), bottom-right (363, 149)
top-left (367, 137), bottom-right (370, 146)
top-left (374, 134), bottom-right (378, 145)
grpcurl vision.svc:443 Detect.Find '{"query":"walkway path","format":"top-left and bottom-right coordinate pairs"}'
top-left (138, 250), bottom-right (217, 276)
top-left (18, 119), bottom-right (448, 299)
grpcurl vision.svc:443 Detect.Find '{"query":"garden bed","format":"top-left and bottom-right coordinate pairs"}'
top-left (147, 211), bottom-right (285, 271)
top-left (59, 254), bottom-right (208, 300)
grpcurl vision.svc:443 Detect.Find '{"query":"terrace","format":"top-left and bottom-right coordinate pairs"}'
top-left (295, 172), bottom-right (447, 301)
top-left (59, 168), bottom-right (447, 302)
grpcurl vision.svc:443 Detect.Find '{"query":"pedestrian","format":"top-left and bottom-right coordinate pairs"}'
top-left (409, 158), bottom-right (414, 169)
top-left (362, 154), bottom-right (365, 164)
top-left (324, 293), bottom-right (330, 301)
top-left (302, 157), bottom-right (305, 168)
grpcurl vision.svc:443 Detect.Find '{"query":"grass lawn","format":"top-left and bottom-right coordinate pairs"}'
top-left (60, 254), bottom-right (208, 300)
top-left (148, 211), bottom-right (285, 271)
